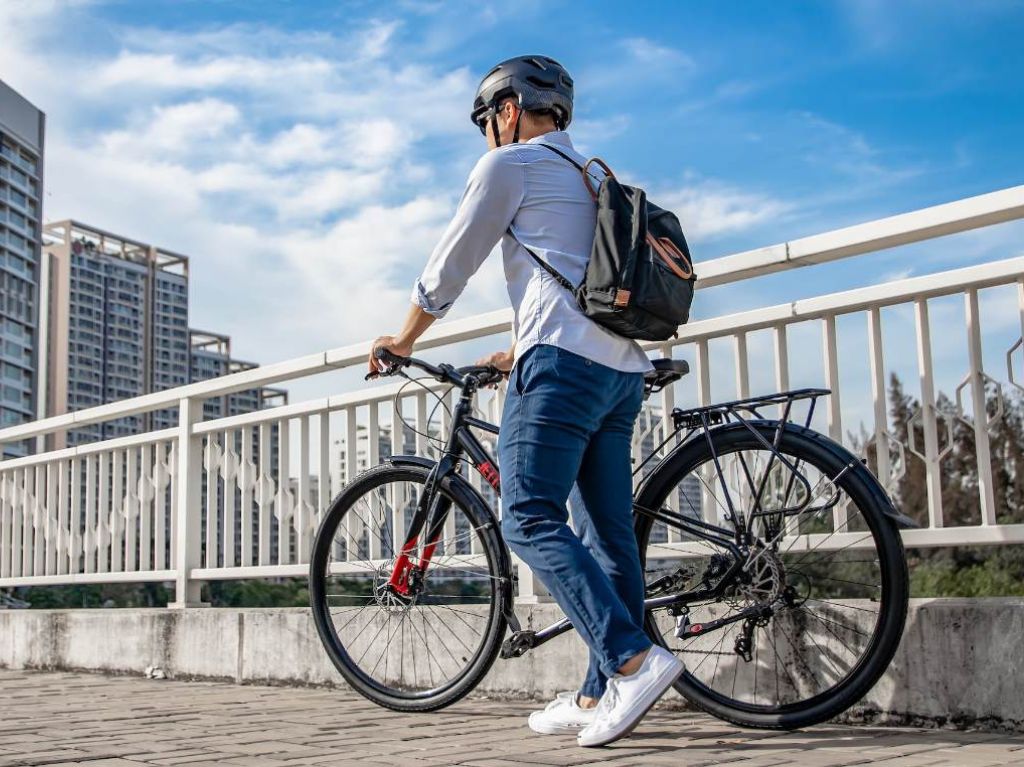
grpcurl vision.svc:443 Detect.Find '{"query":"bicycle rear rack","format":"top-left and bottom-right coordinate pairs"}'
top-left (670, 388), bottom-right (831, 431)
top-left (631, 388), bottom-right (840, 529)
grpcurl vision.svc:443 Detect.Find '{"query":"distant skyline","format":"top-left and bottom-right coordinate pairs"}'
top-left (2, 0), bottom-right (1022, 380)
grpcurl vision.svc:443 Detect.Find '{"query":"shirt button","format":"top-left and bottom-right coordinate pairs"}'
top-left (584, 360), bottom-right (592, 366)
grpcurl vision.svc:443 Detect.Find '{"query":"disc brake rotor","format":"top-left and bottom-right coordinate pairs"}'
top-left (729, 548), bottom-right (786, 608)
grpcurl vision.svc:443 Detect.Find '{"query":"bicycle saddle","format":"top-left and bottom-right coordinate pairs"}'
top-left (643, 358), bottom-right (689, 394)
top-left (647, 358), bottom-right (688, 376)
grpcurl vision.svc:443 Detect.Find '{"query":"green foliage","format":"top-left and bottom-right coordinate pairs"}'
top-left (909, 546), bottom-right (1024, 597)
top-left (866, 374), bottom-right (1024, 597)
top-left (9, 575), bottom-right (489, 609)
top-left (15, 582), bottom-right (171, 609)
top-left (205, 578), bottom-right (311, 608)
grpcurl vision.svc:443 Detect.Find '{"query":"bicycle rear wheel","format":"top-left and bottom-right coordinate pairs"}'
top-left (634, 421), bottom-right (908, 730)
top-left (309, 461), bottom-right (508, 711)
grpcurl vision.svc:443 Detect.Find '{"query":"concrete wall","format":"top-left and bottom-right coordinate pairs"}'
top-left (1, 598), bottom-right (1022, 731)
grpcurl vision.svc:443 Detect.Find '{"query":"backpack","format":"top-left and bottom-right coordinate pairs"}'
top-left (509, 142), bottom-right (696, 342)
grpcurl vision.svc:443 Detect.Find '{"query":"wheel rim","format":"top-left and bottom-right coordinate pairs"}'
top-left (639, 436), bottom-right (898, 714)
top-left (314, 470), bottom-right (501, 700)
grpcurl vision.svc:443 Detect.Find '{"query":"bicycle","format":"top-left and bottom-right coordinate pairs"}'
top-left (309, 347), bottom-right (911, 730)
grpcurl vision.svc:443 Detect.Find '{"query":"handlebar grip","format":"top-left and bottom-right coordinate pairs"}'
top-left (374, 347), bottom-right (403, 364)
top-left (367, 346), bottom-right (406, 380)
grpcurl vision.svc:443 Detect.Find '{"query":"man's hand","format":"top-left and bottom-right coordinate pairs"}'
top-left (475, 349), bottom-right (514, 373)
top-left (369, 335), bottom-right (413, 376)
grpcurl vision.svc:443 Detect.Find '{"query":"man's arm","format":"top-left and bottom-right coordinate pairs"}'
top-left (367, 304), bottom-right (434, 375)
top-left (370, 150), bottom-right (524, 373)
top-left (409, 149), bottom-right (524, 319)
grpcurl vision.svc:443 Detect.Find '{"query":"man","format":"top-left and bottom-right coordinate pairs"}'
top-left (368, 55), bottom-right (684, 747)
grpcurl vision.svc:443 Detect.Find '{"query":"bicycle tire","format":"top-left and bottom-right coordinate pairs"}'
top-left (309, 460), bottom-right (509, 711)
top-left (634, 421), bottom-right (909, 730)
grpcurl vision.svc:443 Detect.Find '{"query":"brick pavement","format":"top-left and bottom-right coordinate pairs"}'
top-left (1, 670), bottom-right (1023, 767)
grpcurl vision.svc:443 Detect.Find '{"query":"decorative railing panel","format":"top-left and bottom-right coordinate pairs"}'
top-left (2, 185), bottom-right (1023, 602)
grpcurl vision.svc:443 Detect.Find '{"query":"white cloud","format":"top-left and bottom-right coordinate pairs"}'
top-left (620, 37), bottom-right (696, 73)
top-left (100, 98), bottom-right (241, 156)
top-left (654, 180), bottom-right (791, 242)
top-left (90, 52), bottom-right (334, 92)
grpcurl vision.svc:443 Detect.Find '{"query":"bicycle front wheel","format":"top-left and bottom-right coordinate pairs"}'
top-left (634, 421), bottom-right (908, 730)
top-left (309, 461), bottom-right (508, 711)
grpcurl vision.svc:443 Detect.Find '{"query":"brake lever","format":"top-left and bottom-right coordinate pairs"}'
top-left (480, 365), bottom-right (509, 389)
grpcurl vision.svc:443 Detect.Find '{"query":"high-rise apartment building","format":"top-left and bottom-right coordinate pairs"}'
top-left (189, 329), bottom-right (287, 419)
top-left (40, 221), bottom-right (288, 449)
top-left (40, 220), bottom-right (190, 448)
top-left (0, 80), bottom-right (45, 459)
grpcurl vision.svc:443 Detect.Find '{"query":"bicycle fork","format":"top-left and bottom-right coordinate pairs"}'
top-left (385, 459), bottom-right (456, 596)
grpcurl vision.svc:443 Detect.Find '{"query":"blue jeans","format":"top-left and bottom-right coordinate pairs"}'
top-left (497, 343), bottom-right (651, 699)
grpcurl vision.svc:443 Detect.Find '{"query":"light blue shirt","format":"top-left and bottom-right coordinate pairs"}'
top-left (410, 131), bottom-right (654, 374)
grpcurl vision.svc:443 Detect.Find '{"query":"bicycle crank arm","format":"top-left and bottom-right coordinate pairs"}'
top-left (676, 604), bottom-right (771, 639)
top-left (500, 616), bottom-right (574, 659)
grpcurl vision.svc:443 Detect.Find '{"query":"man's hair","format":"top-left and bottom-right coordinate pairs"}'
top-left (498, 96), bottom-right (559, 127)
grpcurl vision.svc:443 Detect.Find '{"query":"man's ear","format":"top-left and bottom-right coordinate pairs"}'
top-left (501, 100), bottom-right (519, 127)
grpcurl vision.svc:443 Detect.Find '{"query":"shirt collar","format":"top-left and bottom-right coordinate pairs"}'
top-left (526, 130), bottom-right (573, 148)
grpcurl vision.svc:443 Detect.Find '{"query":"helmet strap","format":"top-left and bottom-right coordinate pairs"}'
top-left (512, 108), bottom-right (523, 143)
top-left (490, 110), bottom-right (501, 148)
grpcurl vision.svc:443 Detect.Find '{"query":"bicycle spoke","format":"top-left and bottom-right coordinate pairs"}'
top-left (791, 571), bottom-right (881, 591)
top-left (802, 608), bottom-right (864, 661)
top-left (800, 607), bottom-right (871, 638)
top-left (425, 605), bottom-right (477, 657)
top-left (803, 597), bottom-right (878, 614)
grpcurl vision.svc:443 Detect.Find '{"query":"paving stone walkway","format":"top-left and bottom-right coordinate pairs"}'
top-left (1, 670), bottom-right (1023, 766)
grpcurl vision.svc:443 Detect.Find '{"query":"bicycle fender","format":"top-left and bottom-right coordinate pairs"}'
top-left (633, 420), bottom-right (918, 530)
top-left (386, 454), bottom-right (518, 604)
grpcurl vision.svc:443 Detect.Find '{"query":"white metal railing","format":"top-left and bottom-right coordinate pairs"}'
top-left (2, 185), bottom-right (1023, 605)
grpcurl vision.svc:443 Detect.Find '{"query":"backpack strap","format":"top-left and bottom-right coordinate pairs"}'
top-left (504, 140), bottom-right (606, 293)
top-left (534, 141), bottom-right (585, 171)
top-left (506, 227), bottom-right (577, 292)
top-left (534, 141), bottom-right (604, 199)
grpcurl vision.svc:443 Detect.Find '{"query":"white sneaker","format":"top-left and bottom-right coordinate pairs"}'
top-left (576, 645), bottom-right (685, 747)
top-left (528, 691), bottom-right (598, 735)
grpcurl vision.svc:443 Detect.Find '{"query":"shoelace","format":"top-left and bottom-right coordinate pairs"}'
top-left (596, 678), bottom-right (621, 717)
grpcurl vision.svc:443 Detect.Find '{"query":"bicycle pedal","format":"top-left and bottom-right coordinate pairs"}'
top-left (500, 630), bottom-right (537, 659)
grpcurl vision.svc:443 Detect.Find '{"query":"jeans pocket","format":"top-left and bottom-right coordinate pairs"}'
top-left (515, 344), bottom-right (557, 396)
top-left (511, 358), bottom-right (525, 397)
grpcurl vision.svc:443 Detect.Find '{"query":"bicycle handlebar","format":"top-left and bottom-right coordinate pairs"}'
top-left (366, 347), bottom-right (508, 389)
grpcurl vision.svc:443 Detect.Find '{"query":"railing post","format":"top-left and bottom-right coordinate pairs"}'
top-left (169, 396), bottom-right (208, 608)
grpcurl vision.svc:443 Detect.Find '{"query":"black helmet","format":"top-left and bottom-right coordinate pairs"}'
top-left (471, 55), bottom-right (574, 134)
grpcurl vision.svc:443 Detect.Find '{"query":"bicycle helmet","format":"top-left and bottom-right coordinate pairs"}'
top-left (471, 55), bottom-right (574, 145)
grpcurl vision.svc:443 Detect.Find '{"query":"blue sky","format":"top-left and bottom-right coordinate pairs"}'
top-left (3, 0), bottom-right (1023, 426)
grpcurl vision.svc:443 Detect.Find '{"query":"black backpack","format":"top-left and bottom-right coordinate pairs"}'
top-left (510, 143), bottom-right (696, 342)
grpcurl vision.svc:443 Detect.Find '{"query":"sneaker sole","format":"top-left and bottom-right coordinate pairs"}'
top-left (528, 713), bottom-right (592, 736)
top-left (529, 722), bottom-right (589, 735)
top-left (576, 659), bottom-right (685, 747)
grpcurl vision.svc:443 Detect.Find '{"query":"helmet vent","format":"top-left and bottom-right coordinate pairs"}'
top-left (526, 75), bottom-right (556, 89)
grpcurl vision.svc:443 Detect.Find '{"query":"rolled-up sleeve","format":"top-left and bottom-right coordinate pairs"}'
top-left (411, 149), bottom-right (525, 318)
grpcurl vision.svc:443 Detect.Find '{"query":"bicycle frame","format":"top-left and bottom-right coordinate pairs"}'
top-left (385, 375), bottom-right (841, 655)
